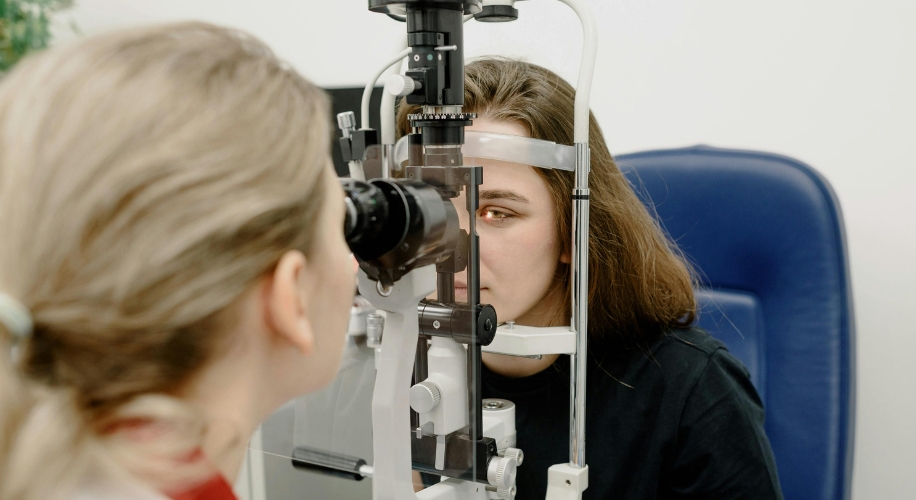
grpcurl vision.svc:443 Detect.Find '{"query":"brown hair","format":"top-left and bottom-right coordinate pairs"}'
top-left (397, 58), bottom-right (696, 352)
top-left (0, 22), bottom-right (331, 499)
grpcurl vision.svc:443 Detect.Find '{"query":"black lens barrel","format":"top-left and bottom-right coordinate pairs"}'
top-left (341, 178), bottom-right (459, 287)
top-left (341, 179), bottom-right (390, 249)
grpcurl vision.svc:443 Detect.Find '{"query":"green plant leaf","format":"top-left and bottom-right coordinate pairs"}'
top-left (0, 0), bottom-right (76, 72)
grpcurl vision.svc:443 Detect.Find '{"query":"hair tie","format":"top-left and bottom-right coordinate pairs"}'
top-left (0, 293), bottom-right (33, 341)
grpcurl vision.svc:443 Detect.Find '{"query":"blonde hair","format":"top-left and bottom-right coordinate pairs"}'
top-left (0, 22), bottom-right (331, 499)
top-left (398, 58), bottom-right (696, 352)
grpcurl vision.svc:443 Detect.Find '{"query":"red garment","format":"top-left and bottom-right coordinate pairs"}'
top-left (166, 474), bottom-right (238, 500)
top-left (162, 447), bottom-right (237, 500)
top-left (103, 418), bottom-right (239, 500)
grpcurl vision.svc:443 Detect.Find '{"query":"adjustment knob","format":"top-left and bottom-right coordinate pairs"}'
top-left (409, 381), bottom-right (441, 414)
top-left (496, 457), bottom-right (517, 489)
top-left (337, 111), bottom-right (357, 135)
top-left (503, 447), bottom-right (524, 466)
top-left (487, 455), bottom-right (518, 490)
top-left (496, 485), bottom-right (517, 500)
top-left (385, 74), bottom-right (421, 97)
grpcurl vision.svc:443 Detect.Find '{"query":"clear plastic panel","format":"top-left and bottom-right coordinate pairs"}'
top-left (248, 298), bottom-right (378, 495)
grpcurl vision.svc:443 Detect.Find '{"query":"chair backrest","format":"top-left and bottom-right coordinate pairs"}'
top-left (616, 145), bottom-right (855, 500)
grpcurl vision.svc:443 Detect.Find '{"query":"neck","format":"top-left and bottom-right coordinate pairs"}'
top-left (191, 393), bottom-right (259, 483)
top-left (178, 339), bottom-right (273, 482)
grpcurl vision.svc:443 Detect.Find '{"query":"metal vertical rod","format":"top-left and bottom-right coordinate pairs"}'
top-left (414, 335), bottom-right (428, 383)
top-left (437, 272), bottom-right (455, 303)
top-left (467, 168), bottom-right (483, 444)
top-left (569, 143), bottom-right (590, 467)
top-left (413, 313), bottom-right (429, 429)
top-left (381, 143), bottom-right (394, 179)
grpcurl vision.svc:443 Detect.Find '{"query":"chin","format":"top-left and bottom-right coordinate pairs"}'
top-left (482, 351), bottom-right (555, 378)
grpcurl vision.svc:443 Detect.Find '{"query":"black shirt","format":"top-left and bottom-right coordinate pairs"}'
top-left (481, 327), bottom-right (783, 499)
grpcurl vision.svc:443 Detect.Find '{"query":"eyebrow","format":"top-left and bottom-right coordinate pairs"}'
top-left (479, 189), bottom-right (530, 203)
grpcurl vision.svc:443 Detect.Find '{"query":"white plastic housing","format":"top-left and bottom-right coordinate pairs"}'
top-left (358, 265), bottom-right (437, 500)
top-left (416, 337), bottom-right (469, 435)
top-left (545, 464), bottom-right (589, 500)
top-left (481, 399), bottom-right (517, 451)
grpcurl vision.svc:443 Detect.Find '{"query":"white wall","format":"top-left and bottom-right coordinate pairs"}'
top-left (52, 1), bottom-right (916, 499)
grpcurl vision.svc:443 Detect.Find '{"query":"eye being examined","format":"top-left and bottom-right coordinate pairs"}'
top-left (479, 207), bottom-right (516, 225)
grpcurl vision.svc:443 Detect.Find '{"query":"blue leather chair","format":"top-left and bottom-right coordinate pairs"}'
top-left (616, 146), bottom-right (855, 500)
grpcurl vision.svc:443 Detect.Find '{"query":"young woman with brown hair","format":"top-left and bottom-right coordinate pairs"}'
top-left (0, 23), bottom-right (355, 500)
top-left (398, 58), bottom-right (783, 499)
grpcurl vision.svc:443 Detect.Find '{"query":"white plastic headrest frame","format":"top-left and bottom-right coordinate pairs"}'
top-left (394, 131), bottom-right (576, 171)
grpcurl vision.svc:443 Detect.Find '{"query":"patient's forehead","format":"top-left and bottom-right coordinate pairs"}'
top-left (465, 159), bottom-right (549, 210)
top-left (467, 118), bottom-right (528, 138)
top-left (463, 118), bottom-right (550, 200)
top-left (471, 157), bottom-right (536, 182)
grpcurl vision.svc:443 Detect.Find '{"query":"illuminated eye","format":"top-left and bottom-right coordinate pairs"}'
top-left (481, 209), bottom-right (510, 221)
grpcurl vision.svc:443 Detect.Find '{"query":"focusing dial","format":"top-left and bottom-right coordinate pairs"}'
top-left (408, 112), bottom-right (477, 123)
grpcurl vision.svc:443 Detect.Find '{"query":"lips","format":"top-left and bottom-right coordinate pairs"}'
top-left (454, 283), bottom-right (485, 292)
top-left (454, 281), bottom-right (485, 289)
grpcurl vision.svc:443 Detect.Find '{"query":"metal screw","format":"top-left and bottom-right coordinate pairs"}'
top-left (376, 281), bottom-right (392, 297)
top-left (433, 320), bottom-right (441, 329)
top-left (506, 321), bottom-right (515, 329)
top-left (483, 401), bottom-right (504, 409)
top-left (485, 319), bottom-right (493, 331)
top-left (366, 313), bottom-right (385, 347)
top-left (464, 173), bottom-right (470, 180)
top-left (413, 54), bottom-right (420, 61)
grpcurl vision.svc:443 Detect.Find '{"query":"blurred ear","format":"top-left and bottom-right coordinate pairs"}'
top-left (560, 248), bottom-right (571, 264)
top-left (264, 250), bottom-right (315, 355)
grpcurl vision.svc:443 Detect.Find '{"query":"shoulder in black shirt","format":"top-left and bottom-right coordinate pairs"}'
top-left (481, 327), bottom-right (783, 500)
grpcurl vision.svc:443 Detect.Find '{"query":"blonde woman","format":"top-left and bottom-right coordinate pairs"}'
top-left (0, 23), bottom-right (355, 500)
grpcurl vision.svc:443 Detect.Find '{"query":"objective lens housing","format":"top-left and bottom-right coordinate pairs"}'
top-left (342, 178), bottom-right (459, 287)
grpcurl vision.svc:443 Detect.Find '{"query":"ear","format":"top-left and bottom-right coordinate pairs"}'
top-left (263, 250), bottom-right (315, 355)
top-left (560, 248), bottom-right (571, 265)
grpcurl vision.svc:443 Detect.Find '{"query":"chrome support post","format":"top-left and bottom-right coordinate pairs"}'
top-left (381, 143), bottom-right (395, 179)
top-left (569, 142), bottom-right (590, 467)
